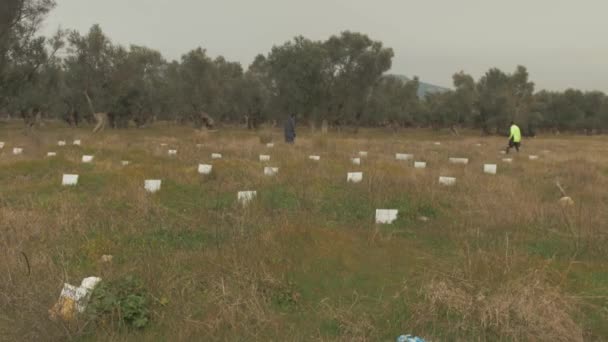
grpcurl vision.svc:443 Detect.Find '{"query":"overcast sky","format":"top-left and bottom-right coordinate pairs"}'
top-left (43, 0), bottom-right (607, 92)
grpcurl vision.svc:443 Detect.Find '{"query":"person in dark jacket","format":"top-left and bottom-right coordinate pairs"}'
top-left (284, 114), bottom-right (296, 143)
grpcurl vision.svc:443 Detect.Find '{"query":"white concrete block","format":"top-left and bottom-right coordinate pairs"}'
top-left (309, 155), bottom-right (320, 161)
top-left (264, 167), bottom-right (279, 176)
top-left (82, 155), bottom-right (94, 163)
top-left (359, 151), bottom-right (368, 157)
top-left (439, 176), bottom-right (456, 186)
top-left (198, 164), bottom-right (213, 175)
top-left (47, 152), bottom-right (57, 157)
top-left (12, 147), bottom-right (23, 155)
top-left (62, 174), bottom-right (79, 186)
top-left (484, 164), bottom-right (497, 175)
top-left (351, 158), bottom-right (361, 165)
top-left (259, 155), bottom-right (271, 162)
top-left (266, 143), bottom-right (274, 148)
top-left (168, 149), bottom-right (177, 156)
top-left (144, 180), bottom-right (162, 193)
top-left (238, 191), bottom-right (257, 205)
top-left (414, 161), bottom-right (427, 169)
top-left (73, 140), bottom-right (81, 146)
top-left (449, 157), bottom-right (469, 165)
top-left (347, 172), bottom-right (363, 183)
top-left (211, 153), bottom-right (222, 159)
top-left (375, 209), bottom-right (399, 224)
top-left (121, 160), bottom-right (130, 166)
top-left (502, 158), bottom-right (513, 163)
top-left (396, 153), bottom-right (414, 161)
top-left (529, 155), bottom-right (539, 160)
top-left (57, 140), bottom-right (66, 146)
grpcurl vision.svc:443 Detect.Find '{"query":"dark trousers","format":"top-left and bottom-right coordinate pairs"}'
top-left (506, 139), bottom-right (520, 154)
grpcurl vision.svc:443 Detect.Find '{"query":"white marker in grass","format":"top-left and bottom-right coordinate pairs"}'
top-left (502, 158), bottom-right (513, 163)
top-left (198, 164), bottom-right (212, 175)
top-left (168, 149), bottom-right (177, 156)
top-left (73, 139), bottom-right (81, 146)
top-left (529, 155), bottom-right (539, 160)
top-left (434, 142), bottom-right (441, 146)
top-left (359, 151), bottom-right (368, 157)
top-left (375, 209), bottom-right (399, 224)
top-left (449, 157), bottom-right (469, 165)
top-left (160, 143), bottom-right (168, 147)
top-left (144, 180), bottom-right (162, 193)
top-left (57, 140), bottom-right (66, 146)
top-left (264, 167), bottom-right (279, 176)
top-left (12, 147), bottom-right (23, 155)
top-left (211, 153), bottom-right (222, 159)
top-left (238, 191), bottom-right (257, 205)
top-left (309, 155), bottom-right (320, 161)
top-left (439, 176), bottom-right (456, 186)
top-left (47, 152), bottom-right (57, 157)
top-left (0, 142), bottom-right (4, 149)
top-left (121, 160), bottom-right (130, 166)
top-left (351, 158), bottom-right (361, 165)
top-left (266, 143), bottom-right (274, 148)
top-left (82, 155), bottom-right (94, 163)
top-left (484, 164), bottom-right (497, 175)
top-left (414, 161), bottom-right (427, 169)
top-left (347, 172), bottom-right (363, 183)
top-left (62, 174), bottom-right (79, 186)
top-left (396, 153), bottom-right (413, 161)
top-left (259, 155), bottom-right (271, 162)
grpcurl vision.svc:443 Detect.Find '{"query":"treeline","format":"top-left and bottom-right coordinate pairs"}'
top-left (2, 1), bottom-right (608, 134)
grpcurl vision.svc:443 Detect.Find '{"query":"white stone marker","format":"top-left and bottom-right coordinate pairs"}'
top-left (264, 167), bottom-right (279, 176)
top-left (238, 191), bottom-right (257, 205)
top-left (375, 209), bottom-right (399, 224)
top-left (266, 143), bottom-right (275, 148)
top-left (73, 139), bottom-right (81, 146)
top-left (47, 152), bottom-right (57, 157)
top-left (414, 161), bottom-right (427, 169)
top-left (121, 160), bottom-right (130, 166)
top-left (449, 157), bottom-right (469, 165)
top-left (484, 164), bottom-right (497, 175)
top-left (439, 176), bottom-right (457, 186)
top-left (168, 149), bottom-right (177, 156)
top-left (12, 147), bottom-right (23, 155)
top-left (144, 180), bottom-right (162, 193)
top-left (0, 142), bottom-right (4, 149)
top-left (62, 174), bottom-right (79, 186)
top-left (347, 172), bottom-right (363, 183)
top-left (58, 140), bottom-right (66, 146)
top-left (198, 164), bottom-right (213, 175)
top-left (529, 155), bottom-right (539, 160)
top-left (396, 153), bottom-right (413, 161)
top-left (309, 155), bottom-right (320, 161)
top-left (82, 155), bottom-right (94, 163)
top-left (502, 158), bottom-right (513, 163)
top-left (211, 153), bottom-right (222, 159)
top-left (359, 151), bottom-right (368, 157)
top-left (259, 155), bottom-right (271, 162)
top-left (351, 158), bottom-right (361, 165)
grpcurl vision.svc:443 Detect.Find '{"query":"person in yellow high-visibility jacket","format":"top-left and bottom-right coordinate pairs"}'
top-left (506, 121), bottom-right (522, 154)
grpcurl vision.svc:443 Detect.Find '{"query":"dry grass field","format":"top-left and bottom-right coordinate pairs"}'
top-left (1, 121), bottom-right (607, 341)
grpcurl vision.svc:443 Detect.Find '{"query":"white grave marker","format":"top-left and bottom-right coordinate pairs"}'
top-left (484, 164), bottom-right (497, 175)
top-left (259, 155), bottom-right (271, 162)
top-left (198, 164), bottom-right (213, 175)
top-left (12, 147), bottom-right (23, 155)
top-left (168, 149), bottom-right (177, 156)
top-left (266, 143), bottom-right (275, 148)
top-left (47, 152), bottom-right (57, 157)
top-left (502, 158), bottom-right (513, 163)
top-left (211, 153), bottom-right (222, 159)
top-left (62, 174), bottom-right (79, 186)
top-left (73, 140), bottom-right (81, 146)
top-left (396, 153), bottom-right (413, 161)
top-left (375, 209), bottom-right (399, 224)
top-left (351, 158), bottom-right (361, 165)
top-left (238, 191), bottom-right (257, 205)
top-left (449, 157), bottom-right (469, 165)
top-left (58, 140), bottom-right (66, 146)
top-left (144, 180), bottom-right (162, 193)
top-left (82, 155), bottom-right (94, 163)
top-left (264, 167), bottom-right (279, 176)
top-left (529, 155), bottom-right (539, 160)
top-left (359, 151), bottom-right (368, 157)
top-left (0, 142), bottom-right (4, 149)
top-left (347, 172), bottom-right (363, 183)
top-left (439, 176), bottom-right (457, 186)
top-left (414, 161), bottom-right (427, 169)
top-left (309, 155), bottom-right (320, 161)
top-left (121, 160), bottom-right (130, 166)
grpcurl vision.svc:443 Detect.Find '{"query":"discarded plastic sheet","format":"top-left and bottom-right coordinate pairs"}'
top-left (49, 277), bottom-right (102, 321)
top-left (12, 147), bottom-right (23, 155)
top-left (414, 161), bottom-right (427, 169)
top-left (73, 140), bottom-right (81, 146)
top-left (449, 157), bottom-right (469, 165)
top-left (198, 164), bottom-right (213, 175)
top-left (211, 153), bottom-right (222, 159)
top-left (351, 158), bottom-right (361, 165)
top-left (168, 149), bottom-right (177, 156)
top-left (58, 140), bottom-right (66, 146)
top-left (264, 167), bottom-right (279, 176)
top-left (397, 335), bottom-right (426, 342)
top-left (484, 164), bottom-right (497, 175)
top-left (502, 158), bottom-right (513, 163)
top-left (359, 151), bottom-right (368, 157)
top-left (259, 155), bottom-right (271, 162)
top-left (376, 209), bottom-right (398, 224)
top-left (396, 153), bottom-right (413, 161)
top-left (529, 155), bottom-right (539, 160)
top-left (439, 176), bottom-right (457, 186)
top-left (266, 143), bottom-right (275, 148)
top-left (62, 174), bottom-right (79, 186)
top-left (238, 191), bottom-right (257, 205)
top-left (347, 172), bottom-right (363, 183)
top-left (47, 152), bottom-right (57, 157)
top-left (82, 155), bottom-right (94, 163)
top-left (309, 155), bottom-right (320, 161)
top-left (121, 160), bottom-right (130, 166)
top-left (144, 180), bottom-right (162, 193)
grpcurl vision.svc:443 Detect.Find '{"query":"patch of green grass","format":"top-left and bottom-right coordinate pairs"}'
top-left (259, 185), bottom-right (300, 211)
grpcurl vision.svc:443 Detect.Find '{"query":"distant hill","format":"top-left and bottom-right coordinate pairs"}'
top-left (388, 74), bottom-right (451, 98)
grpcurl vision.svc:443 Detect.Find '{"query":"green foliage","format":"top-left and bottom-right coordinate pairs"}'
top-left (87, 276), bottom-right (151, 329)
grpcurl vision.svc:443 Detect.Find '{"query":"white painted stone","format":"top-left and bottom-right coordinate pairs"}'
top-left (57, 140), bottom-right (66, 146)
top-left (529, 155), bottom-right (539, 160)
top-left (309, 155), bottom-right (320, 161)
top-left (62, 174), bottom-right (79, 186)
top-left (439, 176), bottom-right (457, 186)
top-left (396, 153), bottom-right (414, 161)
top-left (238, 191), bottom-right (257, 205)
top-left (121, 160), bottom-right (130, 166)
top-left (414, 161), bottom-right (427, 169)
top-left (47, 152), bottom-right (57, 157)
top-left (12, 147), bottom-right (23, 155)
top-left (211, 153), bottom-right (222, 159)
top-left (266, 143), bottom-right (274, 148)
top-left (502, 158), bottom-right (513, 163)
top-left (0, 142), bottom-right (4, 149)
top-left (144, 180), bottom-right (162, 193)
top-left (82, 155), bottom-right (94, 163)
top-left (73, 140), bottom-right (81, 146)
top-left (449, 157), bottom-right (469, 165)
top-left (198, 164), bottom-right (213, 175)
top-left (375, 209), bottom-right (399, 224)
top-left (259, 155), bottom-right (271, 162)
top-left (168, 149), bottom-right (177, 156)
top-left (351, 158), bottom-right (361, 165)
top-left (347, 172), bottom-right (363, 183)
top-left (484, 164), bottom-right (497, 175)
top-left (264, 167), bottom-right (279, 176)
top-left (359, 151), bottom-right (368, 157)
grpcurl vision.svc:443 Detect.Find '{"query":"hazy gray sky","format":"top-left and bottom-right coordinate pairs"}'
top-left (43, 0), bottom-right (608, 92)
